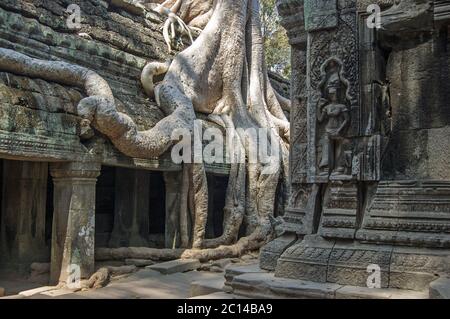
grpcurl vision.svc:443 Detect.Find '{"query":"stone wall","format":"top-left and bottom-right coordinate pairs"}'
top-left (0, 0), bottom-right (170, 163)
top-left (262, 0), bottom-right (450, 292)
top-left (0, 0), bottom-right (177, 282)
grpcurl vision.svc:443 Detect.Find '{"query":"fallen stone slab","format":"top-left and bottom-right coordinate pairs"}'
top-left (18, 286), bottom-right (58, 297)
top-left (125, 259), bottom-right (155, 267)
top-left (146, 259), bottom-right (200, 275)
top-left (190, 277), bottom-right (225, 297)
top-left (429, 277), bottom-right (450, 299)
top-left (40, 288), bottom-right (79, 297)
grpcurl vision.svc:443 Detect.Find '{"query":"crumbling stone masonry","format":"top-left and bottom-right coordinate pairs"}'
top-left (261, 0), bottom-right (450, 291)
top-left (0, 0), bottom-right (232, 284)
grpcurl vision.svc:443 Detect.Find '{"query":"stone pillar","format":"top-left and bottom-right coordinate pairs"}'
top-left (274, 0), bottom-right (370, 282)
top-left (49, 162), bottom-right (100, 285)
top-left (0, 160), bottom-right (49, 272)
top-left (109, 168), bottom-right (150, 248)
top-left (260, 0), bottom-right (310, 271)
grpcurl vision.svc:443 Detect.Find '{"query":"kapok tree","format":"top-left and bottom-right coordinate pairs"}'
top-left (0, 0), bottom-right (291, 286)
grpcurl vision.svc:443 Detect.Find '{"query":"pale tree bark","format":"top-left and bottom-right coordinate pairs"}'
top-left (0, 0), bottom-right (290, 288)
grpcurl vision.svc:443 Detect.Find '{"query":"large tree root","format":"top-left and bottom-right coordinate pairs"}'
top-left (154, 0), bottom-right (213, 29)
top-left (96, 227), bottom-right (271, 264)
top-left (90, 227), bottom-right (269, 288)
top-left (0, 47), bottom-right (209, 263)
top-left (0, 0), bottom-right (291, 289)
top-left (87, 265), bottom-right (137, 289)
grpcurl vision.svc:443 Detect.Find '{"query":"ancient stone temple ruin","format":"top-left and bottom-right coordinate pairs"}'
top-left (0, 0), bottom-right (240, 286)
top-left (0, 0), bottom-right (292, 296)
top-left (0, 0), bottom-right (449, 300)
top-left (256, 0), bottom-right (450, 297)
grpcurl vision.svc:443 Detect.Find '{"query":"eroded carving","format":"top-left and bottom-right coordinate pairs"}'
top-left (316, 58), bottom-right (352, 178)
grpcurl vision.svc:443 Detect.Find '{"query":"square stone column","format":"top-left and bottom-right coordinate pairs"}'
top-left (49, 162), bottom-right (100, 285)
top-left (259, 0), bottom-right (309, 271)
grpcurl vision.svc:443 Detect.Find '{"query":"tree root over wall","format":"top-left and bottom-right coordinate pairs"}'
top-left (0, 0), bottom-right (290, 289)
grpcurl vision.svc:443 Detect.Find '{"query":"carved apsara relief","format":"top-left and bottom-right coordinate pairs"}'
top-left (316, 58), bottom-right (352, 178)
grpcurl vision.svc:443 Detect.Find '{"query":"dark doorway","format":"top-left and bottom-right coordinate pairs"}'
top-left (45, 170), bottom-right (53, 248)
top-left (205, 174), bottom-right (228, 239)
top-left (95, 166), bottom-right (115, 247)
top-left (148, 171), bottom-right (166, 247)
top-left (0, 160), bottom-right (51, 272)
top-left (95, 167), bottom-right (167, 248)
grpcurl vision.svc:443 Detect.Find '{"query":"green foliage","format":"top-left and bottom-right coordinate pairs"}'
top-left (260, 0), bottom-right (291, 78)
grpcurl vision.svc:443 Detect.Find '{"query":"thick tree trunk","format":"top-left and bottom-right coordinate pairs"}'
top-left (0, 0), bottom-right (290, 288)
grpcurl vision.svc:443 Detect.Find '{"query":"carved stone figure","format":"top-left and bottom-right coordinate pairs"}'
top-left (0, 0), bottom-right (290, 288)
top-left (259, 0), bottom-right (450, 297)
top-left (316, 58), bottom-right (351, 177)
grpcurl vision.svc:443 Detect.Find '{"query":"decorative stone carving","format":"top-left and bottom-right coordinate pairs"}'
top-left (275, 235), bottom-right (334, 282)
top-left (260, 0), bottom-right (310, 271)
top-left (357, 181), bottom-right (450, 247)
top-left (304, 0), bottom-right (338, 31)
top-left (306, 0), bottom-right (361, 184)
top-left (268, 0), bottom-right (450, 292)
top-left (318, 181), bottom-right (358, 239)
top-left (316, 58), bottom-right (352, 179)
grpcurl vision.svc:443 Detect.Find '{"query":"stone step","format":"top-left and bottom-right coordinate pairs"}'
top-left (230, 272), bottom-right (429, 299)
top-left (146, 259), bottom-right (200, 275)
top-left (224, 262), bottom-right (267, 291)
top-left (429, 277), bottom-right (450, 299)
top-left (190, 277), bottom-right (226, 297)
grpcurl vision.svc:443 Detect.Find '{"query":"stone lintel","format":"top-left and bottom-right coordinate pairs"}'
top-left (277, 0), bottom-right (307, 46)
